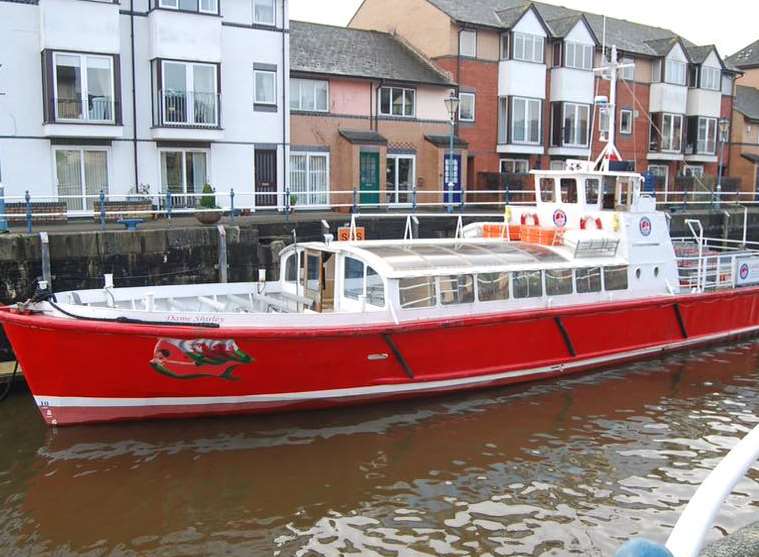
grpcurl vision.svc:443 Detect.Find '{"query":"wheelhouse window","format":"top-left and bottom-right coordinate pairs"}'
top-left (459, 30), bottom-right (477, 58)
top-left (585, 178), bottom-right (600, 205)
top-left (159, 61), bottom-right (218, 126)
top-left (560, 178), bottom-right (578, 203)
top-left (399, 277), bottom-right (436, 309)
top-left (604, 266), bottom-right (629, 291)
top-left (576, 268), bottom-right (602, 293)
top-left (546, 269), bottom-right (573, 296)
top-left (512, 271), bottom-right (543, 299)
top-left (700, 66), bottom-right (721, 91)
top-left (660, 113), bottom-right (683, 152)
top-left (539, 178), bottom-right (555, 202)
top-left (160, 150), bottom-right (208, 207)
top-left (386, 155), bottom-right (415, 206)
top-left (379, 87), bottom-right (415, 118)
top-left (254, 0), bottom-right (275, 25)
top-left (290, 78), bottom-right (328, 112)
top-left (254, 69), bottom-right (277, 105)
top-left (620, 109), bottom-right (633, 135)
top-left (52, 52), bottom-right (115, 123)
top-left (343, 257), bottom-right (384, 307)
top-left (665, 59), bottom-right (687, 85)
top-left (285, 252), bottom-right (299, 283)
top-left (563, 103), bottom-right (589, 147)
top-left (500, 159), bottom-right (529, 174)
top-left (477, 273), bottom-right (509, 301)
top-left (512, 32), bottom-right (544, 63)
top-left (290, 152), bottom-right (328, 207)
top-left (158, 0), bottom-right (218, 14)
top-left (697, 117), bottom-right (717, 154)
top-left (54, 148), bottom-right (109, 212)
top-left (564, 42), bottom-right (593, 70)
top-left (511, 97), bottom-right (541, 144)
top-left (439, 275), bottom-right (475, 305)
top-left (459, 92), bottom-right (475, 122)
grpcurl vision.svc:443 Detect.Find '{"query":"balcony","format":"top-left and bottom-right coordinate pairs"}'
top-left (152, 90), bottom-right (223, 141)
top-left (43, 96), bottom-right (123, 138)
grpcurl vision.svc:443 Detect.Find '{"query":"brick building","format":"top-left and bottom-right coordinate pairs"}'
top-left (350, 0), bottom-right (738, 195)
top-left (726, 41), bottom-right (759, 196)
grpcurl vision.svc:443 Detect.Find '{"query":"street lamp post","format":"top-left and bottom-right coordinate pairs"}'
top-left (716, 117), bottom-right (730, 207)
top-left (443, 94), bottom-right (460, 214)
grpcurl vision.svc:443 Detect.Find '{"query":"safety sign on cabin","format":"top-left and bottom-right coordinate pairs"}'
top-left (735, 256), bottom-right (759, 286)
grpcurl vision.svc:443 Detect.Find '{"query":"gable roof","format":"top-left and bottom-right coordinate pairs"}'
top-left (494, 4), bottom-right (551, 36)
top-left (546, 13), bottom-right (598, 44)
top-left (290, 21), bottom-right (454, 86)
top-left (728, 39), bottom-right (759, 69)
top-left (736, 86), bottom-right (759, 121)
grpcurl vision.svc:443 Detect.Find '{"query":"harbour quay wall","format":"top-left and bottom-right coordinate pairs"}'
top-left (1, 208), bottom-right (759, 361)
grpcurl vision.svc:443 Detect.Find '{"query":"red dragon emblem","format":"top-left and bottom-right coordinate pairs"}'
top-left (150, 338), bottom-right (253, 381)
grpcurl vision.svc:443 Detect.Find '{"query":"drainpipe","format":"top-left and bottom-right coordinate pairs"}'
top-left (455, 26), bottom-right (462, 138)
top-left (374, 79), bottom-right (384, 131)
top-left (130, 0), bottom-right (139, 189)
top-left (281, 0), bottom-right (287, 210)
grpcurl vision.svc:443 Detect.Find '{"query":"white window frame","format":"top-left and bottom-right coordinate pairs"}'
top-left (512, 32), bottom-right (544, 64)
top-left (379, 86), bottom-right (416, 118)
top-left (500, 159), bottom-right (529, 174)
top-left (665, 59), bottom-right (687, 86)
top-left (722, 75), bottom-right (734, 96)
top-left (52, 52), bottom-right (115, 123)
top-left (683, 165), bottom-right (704, 178)
top-left (459, 92), bottom-right (475, 122)
top-left (158, 0), bottom-right (218, 13)
top-left (564, 42), bottom-right (593, 71)
top-left (621, 57), bottom-right (635, 81)
top-left (158, 149), bottom-right (210, 207)
top-left (52, 146), bottom-right (111, 213)
top-left (697, 116), bottom-right (717, 154)
top-left (290, 78), bottom-right (329, 112)
top-left (254, 69), bottom-right (277, 105)
top-left (161, 60), bottom-right (218, 126)
top-left (386, 154), bottom-right (416, 206)
top-left (700, 66), bottom-right (721, 91)
top-left (459, 30), bottom-right (477, 58)
top-left (253, 0), bottom-right (276, 25)
top-left (500, 33), bottom-right (509, 60)
top-left (620, 109), bottom-right (633, 135)
top-left (511, 97), bottom-right (541, 145)
top-left (289, 151), bottom-right (330, 208)
top-left (661, 113), bottom-right (683, 152)
top-left (563, 102), bottom-right (590, 147)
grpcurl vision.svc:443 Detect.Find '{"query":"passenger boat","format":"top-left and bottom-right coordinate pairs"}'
top-left (4, 48), bottom-right (759, 425)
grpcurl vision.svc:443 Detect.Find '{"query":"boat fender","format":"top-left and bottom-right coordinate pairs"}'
top-left (580, 216), bottom-right (603, 230)
top-left (504, 206), bottom-right (512, 223)
top-left (612, 213), bottom-right (621, 232)
top-left (521, 212), bottom-right (540, 226)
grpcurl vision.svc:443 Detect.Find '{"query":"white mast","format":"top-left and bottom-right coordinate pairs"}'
top-left (593, 45), bottom-right (634, 172)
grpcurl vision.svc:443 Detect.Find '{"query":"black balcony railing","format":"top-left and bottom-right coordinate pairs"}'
top-left (158, 90), bottom-right (220, 127)
top-left (55, 96), bottom-right (114, 122)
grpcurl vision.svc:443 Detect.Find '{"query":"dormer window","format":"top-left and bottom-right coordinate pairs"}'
top-left (512, 32), bottom-right (544, 63)
top-left (564, 42), bottom-right (593, 70)
top-left (700, 66), bottom-right (721, 91)
top-left (665, 59), bottom-right (687, 85)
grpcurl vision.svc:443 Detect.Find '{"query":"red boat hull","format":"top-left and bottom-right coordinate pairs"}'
top-left (3, 288), bottom-right (759, 425)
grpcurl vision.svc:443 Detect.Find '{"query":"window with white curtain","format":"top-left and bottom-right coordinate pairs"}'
top-left (564, 42), bottom-right (593, 70)
top-left (661, 113), bottom-right (683, 151)
top-left (460, 30), bottom-right (477, 58)
top-left (700, 66), bottom-right (721, 91)
top-left (54, 148), bottom-right (109, 212)
top-left (697, 117), bottom-right (717, 154)
top-left (621, 57), bottom-right (635, 80)
top-left (511, 97), bottom-right (541, 144)
top-left (458, 92), bottom-right (475, 122)
top-left (386, 155), bottom-right (415, 205)
top-left (512, 32), bottom-right (544, 63)
top-left (53, 53), bottom-right (114, 122)
top-left (290, 78), bottom-right (329, 112)
top-left (254, 0), bottom-right (275, 25)
top-left (254, 69), bottom-right (277, 105)
top-left (289, 152), bottom-right (329, 207)
top-left (665, 59), bottom-right (687, 85)
top-left (562, 103), bottom-right (589, 146)
top-left (160, 150), bottom-right (208, 208)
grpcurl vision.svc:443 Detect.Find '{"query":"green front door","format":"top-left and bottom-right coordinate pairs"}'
top-left (359, 152), bottom-right (380, 206)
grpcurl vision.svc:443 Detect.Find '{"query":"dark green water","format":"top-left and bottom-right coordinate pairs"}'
top-left (1, 341), bottom-right (759, 556)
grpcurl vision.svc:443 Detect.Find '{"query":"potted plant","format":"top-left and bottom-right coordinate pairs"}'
top-left (289, 193), bottom-right (298, 213)
top-left (195, 184), bottom-right (223, 225)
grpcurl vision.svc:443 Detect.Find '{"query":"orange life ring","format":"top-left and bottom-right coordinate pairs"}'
top-left (580, 216), bottom-right (603, 230)
top-left (521, 213), bottom-right (540, 226)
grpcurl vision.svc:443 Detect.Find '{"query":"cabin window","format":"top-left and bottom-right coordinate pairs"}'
top-left (616, 177), bottom-right (635, 207)
top-left (545, 269), bottom-right (573, 296)
top-left (576, 267), bottom-right (602, 293)
top-left (560, 179), bottom-right (578, 203)
top-left (604, 266), bottom-right (629, 291)
top-left (344, 257), bottom-right (384, 306)
top-left (285, 252), bottom-right (299, 282)
top-left (585, 178), bottom-right (600, 205)
top-left (305, 254), bottom-right (321, 292)
top-left (439, 275), bottom-right (475, 305)
top-left (602, 176), bottom-right (616, 209)
top-left (399, 277), bottom-right (437, 309)
top-left (513, 271), bottom-right (543, 299)
top-left (539, 178), bottom-right (555, 202)
top-left (366, 267), bottom-right (385, 306)
top-left (477, 273), bottom-right (509, 301)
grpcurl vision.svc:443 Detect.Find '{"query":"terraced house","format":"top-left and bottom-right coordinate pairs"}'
top-left (727, 41), bottom-right (759, 196)
top-left (350, 0), bottom-right (739, 195)
top-left (289, 21), bottom-right (462, 210)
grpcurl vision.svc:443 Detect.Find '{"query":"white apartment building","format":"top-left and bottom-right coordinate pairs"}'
top-left (0, 0), bottom-right (289, 213)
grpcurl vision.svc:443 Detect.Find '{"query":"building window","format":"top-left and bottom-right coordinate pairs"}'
top-left (290, 78), bottom-right (328, 112)
top-left (700, 66), bottom-right (721, 91)
top-left (621, 57), bottom-right (635, 80)
top-left (500, 33), bottom-right (509, 60)
top-left (722, 75), bottom-right (734, 96)
top-left (160, 60), bottom-right (218, 126)
top-left (512, 32), bottom-right (544, 63)
top-left (697, 117), bottom-right (717, 154)
top-left (599, 106), bottom-right (610, 142)
top-left (665, 59), bottom-right (687, 86)
top-left (511, 97), bottom-right (541, 144)
top-left (158, 0), bottom-right (218, 14)
top-left (620, 109), bottom-right (633, 135)
top-left (500, 159), bottom-right (529, 174)
top-left (460, 30), bottom-right (477, 58)
top-left (160, 150), bottom-right (208, 207)
top-left (254, 69), bottom-right (277, 105)
top-left (386, 155), bottom-right (415, 205)
top-left (254, 0), bottom-right (275, 25)
top-left (564, 42), bottom-right (593, 70)
top-left (52, 52), bottom-right (115, 123)
top-left (649, 164), bottom-right (668, 190)
top-left (290, 152), bottom-right (329, 207)
top-left (563, 103), bottom-right (589, 147)
top-left (459, 92), bottom-right (475, 122)
top-left (661, 113), bottom-right (683, 152)
top-left (379, 87), bottom-right (415, 118)
top-left (683, 165), bottom-right (704, 178)
top-left (54, 148), bottom-right (109, 212)
top-left (651, 60), bottom-right (662, 83)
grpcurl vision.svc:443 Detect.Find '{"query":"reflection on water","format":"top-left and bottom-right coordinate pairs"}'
top-left (1, 342), bottom-right (759, 556)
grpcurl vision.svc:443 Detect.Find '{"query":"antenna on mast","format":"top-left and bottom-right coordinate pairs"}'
top-left (592, 45), bottom-right (633, 172)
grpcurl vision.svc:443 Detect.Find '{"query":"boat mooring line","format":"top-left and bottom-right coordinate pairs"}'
top-left (554, 317), bottom-right (576, 357)
top-left (381, 334), bottom-right (415, 380)
top-left (673, 303), bottom-right (688, 339)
